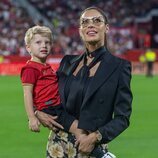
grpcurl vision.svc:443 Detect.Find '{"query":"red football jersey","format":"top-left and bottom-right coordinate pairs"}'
top-left (21, 61), bottom-right (61, 110)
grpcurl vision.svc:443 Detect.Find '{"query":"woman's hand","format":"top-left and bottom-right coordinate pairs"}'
top-left (76, 132), bottom-right (97, 154)
top-left (35, 110), bottom-right (63, 130)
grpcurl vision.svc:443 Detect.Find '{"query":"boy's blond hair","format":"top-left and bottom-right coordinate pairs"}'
top-left (24, 25), bottom-right (53, 45)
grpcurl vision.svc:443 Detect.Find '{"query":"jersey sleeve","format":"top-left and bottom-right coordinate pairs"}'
top-left (21, 68), bottom-right (40, 84)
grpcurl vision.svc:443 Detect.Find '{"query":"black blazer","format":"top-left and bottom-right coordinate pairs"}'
top-left (57, 49), bottom-right (132, 144)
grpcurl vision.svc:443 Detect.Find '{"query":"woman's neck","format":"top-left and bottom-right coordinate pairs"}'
top-left (85, 42), bottom-right (104, 53)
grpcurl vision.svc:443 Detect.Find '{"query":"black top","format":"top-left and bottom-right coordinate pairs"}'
top-left (65, 74), bottom-right (93, 119)
top-left (64, 46), bottom-right (106, 119)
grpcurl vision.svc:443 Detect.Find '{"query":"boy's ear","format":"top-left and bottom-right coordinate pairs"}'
top-left (26, 45), bottom-right (31, 54)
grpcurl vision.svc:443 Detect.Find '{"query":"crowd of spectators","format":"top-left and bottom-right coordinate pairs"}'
top-left (0, 0), bottom-right (35, 56)
top-left (0, 0), bottom-right (158, 56)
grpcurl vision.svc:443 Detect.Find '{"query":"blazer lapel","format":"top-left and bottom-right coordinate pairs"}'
top-left (82, 51), bottom-right (121, 106)
top-left (59, 55), bottom-right (83, 105)
top-left (66, 55), bottom-right (83, 75)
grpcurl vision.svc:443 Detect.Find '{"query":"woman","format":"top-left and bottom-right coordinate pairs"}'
top-left (36, 7), bottom-right (133, 158)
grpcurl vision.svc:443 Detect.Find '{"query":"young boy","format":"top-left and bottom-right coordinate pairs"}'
top-left (21, 25), bottom-right (79, 135)
top-left (21, 25), bottom-right (115, 158)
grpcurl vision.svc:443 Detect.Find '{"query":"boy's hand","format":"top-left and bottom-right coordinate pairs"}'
top-left (29, 116), bottom-right (40, 132)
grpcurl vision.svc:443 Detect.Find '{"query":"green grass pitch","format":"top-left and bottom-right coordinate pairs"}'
top-left (0, 75), bottom-right (158, 158)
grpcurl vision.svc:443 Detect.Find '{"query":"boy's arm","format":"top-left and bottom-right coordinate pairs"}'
top-left (22, 84), bottom-right (40, 132)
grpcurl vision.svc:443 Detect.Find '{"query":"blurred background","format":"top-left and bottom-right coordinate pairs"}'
top-left (0, 0), bottom-right (158, 158)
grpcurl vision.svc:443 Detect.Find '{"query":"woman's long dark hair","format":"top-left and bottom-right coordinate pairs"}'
top-left (80, 6), bottom-right (109, 47)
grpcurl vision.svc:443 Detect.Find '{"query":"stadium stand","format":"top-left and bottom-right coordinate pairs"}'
top-left (0, 0), bottom-right (158, 56)
top-left (0, 0), bottom-right (158, 75)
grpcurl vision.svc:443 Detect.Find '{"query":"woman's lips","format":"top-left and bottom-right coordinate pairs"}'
top-left (40, 50), bottom-right (47, 53)
top-left (87, 30), bottom-right (97, 35)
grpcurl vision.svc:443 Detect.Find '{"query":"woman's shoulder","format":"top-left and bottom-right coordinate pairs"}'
top-left (109, 52), bottom-right (131, 65)
top-left (57, 55), bottom-right (81, 75)
top-left (61, 55), bottom-right (80, 63)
